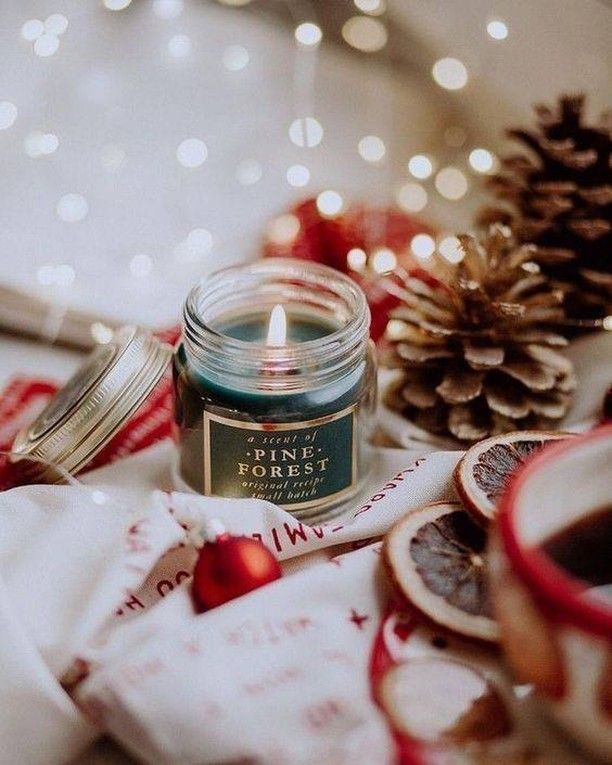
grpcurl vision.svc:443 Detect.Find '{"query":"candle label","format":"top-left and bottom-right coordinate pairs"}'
top-left (203, 406), bottom-right (357, 511)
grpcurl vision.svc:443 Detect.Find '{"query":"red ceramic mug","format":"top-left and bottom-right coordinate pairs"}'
top-left (489, 424), bottom-right (612, 761)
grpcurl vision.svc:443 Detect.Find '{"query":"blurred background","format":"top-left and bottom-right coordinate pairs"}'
top-left (1, 0), bottom-right (610, 329)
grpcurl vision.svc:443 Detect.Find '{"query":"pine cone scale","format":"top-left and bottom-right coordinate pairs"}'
top-left (396, 343), bottom-right (453, 363)
top-left (500, 357), bottom-right (559, 391)
top-left (567, 219), bottom-right (610, 240)
top-left (484, 382), bottom-right (530, 419)
top-left (448, 404), bottom-right (489, 442)
top-left (436, 368), bottom-right (484, 404)
top-left (523, 344), bottom-right (574, 374)
top-left (578, 186), bottom-right (612, 206)
top-left (463, 341), bottom-right (505, 368)
top-left (528, 390), bottom-right (571, 418)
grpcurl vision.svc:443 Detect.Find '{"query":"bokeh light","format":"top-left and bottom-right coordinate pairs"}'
top-left (153, 0), bottom-right (184, 19)
top-left (386, 319), bottom-right (406, 340)
top-left (176, 138), bottom-right (208, 168)
top-left (55, 264), bottom-right (76, 286)
top-left (371, 247), bottom-right (397, 274)
top-left (316, 190), bottom-right (344, 217)
top-left (267, 214), bottom-right (300, 245)
top-left (34, 34), bottom-right (60, 57)
top-left (168, 34), bottom-right (191, 58)
top-left (91, 489), bottom-right (108, 504)
top-left (25, 131), bottom-right (59, 157)
top-left (174, 228), bottom-right (214, 262)
top-left (91, 323), bottom-right (114, 344)
top-left (411, 234), bottom-right (436, 259)
top-left (435, 166), bottom-right (468, 200)
top-left (407, 154), bottom-right (433, 179)
top-left (36, 265), bottom-right (54, 285)
top-left (347, 248), bottom-right (367, 272)
top-left (56, 193), bottom-right (88, 223)
top-left (358, 135), bottom-right (386, 162)
top-left (44, 14), bottom-right (68, 35)
top-left (21, 19), bottom-right (44, 41)
top-left (295, 23), bottom-right (322, 47)
top-left (186, 228), bottom-right (213, 256)
top-left (487, 20), bottom-right (508, 40)
top-left (130, 254), bottom-right (153, 277)
top-left (354, 0), bottom-right (386, 16)
top-left (286, 164), bottom-right (310, 187)
top-left (289, 117), bottom-right (323, 148)
top-left (438, 235), bottom-right (464, 263)
top-left (0, 102), bottom-right (18, 130)
top-left (104, 0), bottom-right (132, 10)
top-left (222, 44), bottom-right (249, 71)
top-left (432, 57), bottom-right (468, 90)
top-left (24, 133), bottom-right (43, 158)
top-left (468, 147), bottom-right (496, 173)
top-left (396, 182), bottom-right (428, 213)
top-left (342, 16), bottom-right (388, 52)
top-left (37, 264), bottom-right (75, 286)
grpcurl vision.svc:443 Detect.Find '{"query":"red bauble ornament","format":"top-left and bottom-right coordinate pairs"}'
top-left (263, 197), bottom-right (435, 342)
top-left (192, 523), bottom-right (282, 611)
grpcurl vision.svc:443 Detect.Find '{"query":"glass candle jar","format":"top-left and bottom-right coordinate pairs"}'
top-left (173, 259), bottom-right (377, 521)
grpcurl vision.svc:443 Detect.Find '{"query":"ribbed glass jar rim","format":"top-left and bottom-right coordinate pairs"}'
top-left (182, 258), bottom-right (370, 392)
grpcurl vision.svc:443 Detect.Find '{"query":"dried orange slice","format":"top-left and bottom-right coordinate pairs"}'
top-left (454, 431), bottom-right (568, 525)
top-left (379, 657), bottom-right (512, 744)
top-left (383, 502), bottom-right (498, 643)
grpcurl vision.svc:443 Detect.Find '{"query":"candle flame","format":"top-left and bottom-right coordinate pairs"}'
top-left (266, 304), bottom-right (287, 347)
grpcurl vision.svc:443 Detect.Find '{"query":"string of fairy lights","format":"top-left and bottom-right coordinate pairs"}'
top-left (0, 0), bottom-right (512, 292)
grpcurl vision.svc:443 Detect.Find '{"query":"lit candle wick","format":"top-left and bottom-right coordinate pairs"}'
top-left (266, 304), bottom-right (287, 347)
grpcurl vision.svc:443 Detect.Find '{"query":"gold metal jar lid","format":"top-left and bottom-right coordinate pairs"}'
top-left (12, 326), bottom-right (172, 481)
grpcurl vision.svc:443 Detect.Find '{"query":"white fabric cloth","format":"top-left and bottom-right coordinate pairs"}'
top-left (0, 442), bottom-right (461, 765)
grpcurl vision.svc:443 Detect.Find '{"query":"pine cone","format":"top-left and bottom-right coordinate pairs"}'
top-left (383, 226), bottom-right (575, 443)
top-left (479, 95), bottom-right (612, 324)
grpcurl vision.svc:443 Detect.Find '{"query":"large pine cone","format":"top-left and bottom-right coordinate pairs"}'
top-left (383, 226), bottom-right (575, 443)
top-left (480, 95), bottom-right (611, 324)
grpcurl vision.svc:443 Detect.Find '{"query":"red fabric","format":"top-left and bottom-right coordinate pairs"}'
top-left (0, 378), bottom-right (59, 454)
